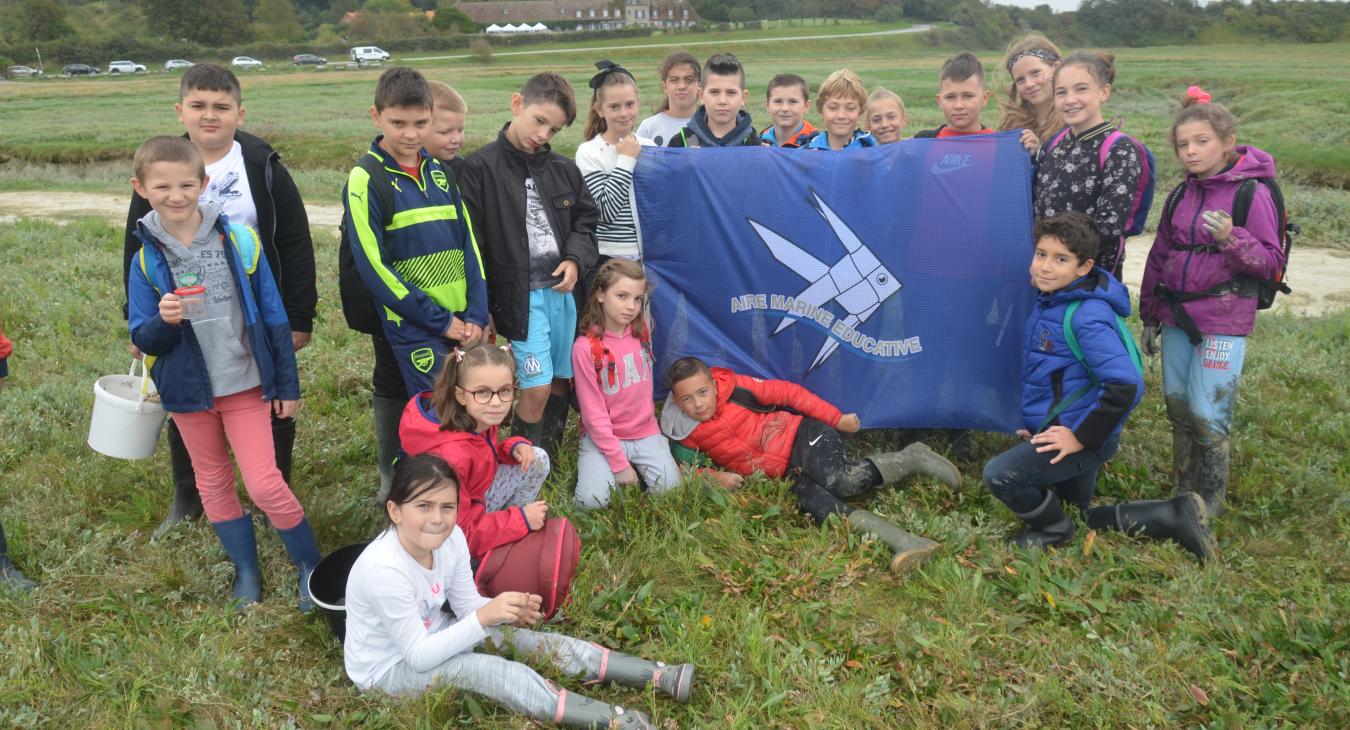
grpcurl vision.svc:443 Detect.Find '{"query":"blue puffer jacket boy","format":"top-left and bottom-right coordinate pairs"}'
top-left (128, 216), bottom-right (298, 413)
top-left (1020, 269), bottom-right (1142, 449)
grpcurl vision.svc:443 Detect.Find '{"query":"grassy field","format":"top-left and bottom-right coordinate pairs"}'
top-left (1, 219), bottom-right (1347, 727)
top-left (1, 24), bottom-right (1349, 728)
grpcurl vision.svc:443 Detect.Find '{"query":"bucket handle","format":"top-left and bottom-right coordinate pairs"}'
top-left (129, 358), bottom-right (152, 414)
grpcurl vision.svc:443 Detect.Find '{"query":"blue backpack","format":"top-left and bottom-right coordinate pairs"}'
top-left (1036, 299), bottom-right (1144, 433)
top-left (1044, 124), bottom-right (1157, 238)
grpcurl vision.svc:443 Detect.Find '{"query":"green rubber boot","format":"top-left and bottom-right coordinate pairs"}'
top-left (846, 510), bottom-right (941, 574)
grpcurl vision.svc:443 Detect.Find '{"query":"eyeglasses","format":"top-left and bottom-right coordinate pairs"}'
top-left (457, 385), bottom-right (517, 404)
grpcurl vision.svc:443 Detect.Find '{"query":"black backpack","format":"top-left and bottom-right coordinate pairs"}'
top-left (1159, 176), bottom-right (1297, 310)
top-left (338, 154), bottom-right (394, 334)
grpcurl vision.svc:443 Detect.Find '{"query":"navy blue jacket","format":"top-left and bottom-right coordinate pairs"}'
top-left (1021, 269), bottom-right (1142, 449)
top-left (128, 215), bottom-right (299, 413)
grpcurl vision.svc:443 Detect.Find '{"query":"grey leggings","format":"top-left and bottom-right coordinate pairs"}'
top-left (372, 625), bottom-right (603, 718)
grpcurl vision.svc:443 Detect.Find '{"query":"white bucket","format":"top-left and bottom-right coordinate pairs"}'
top-left (88, 359), bottom-right (168, 460)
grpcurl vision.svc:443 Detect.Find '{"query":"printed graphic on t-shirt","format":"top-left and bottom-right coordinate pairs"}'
top-left (202, 141), bottom-right (258, 228)
top-left (525, 177), bottom-right (563, 287)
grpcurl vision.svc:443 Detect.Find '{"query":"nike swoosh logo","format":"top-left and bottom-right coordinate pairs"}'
top-left (808, 435), bottom-right (822, 446)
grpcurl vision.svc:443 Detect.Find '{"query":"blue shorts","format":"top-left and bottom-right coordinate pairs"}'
top-left (510, 288), bottom-right (576, 389)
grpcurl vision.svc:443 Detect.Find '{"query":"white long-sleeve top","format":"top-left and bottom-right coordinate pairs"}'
top-left (575, 134), bottom-right (654, 259)
top-left (344, 526), bottom-right (492, 690)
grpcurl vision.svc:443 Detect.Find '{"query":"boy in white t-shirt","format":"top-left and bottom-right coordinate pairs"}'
top-left (121, 63), bottom-right (316, 540)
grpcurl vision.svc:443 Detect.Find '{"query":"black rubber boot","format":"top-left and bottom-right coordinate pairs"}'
top-left (868, 442), bottom-right (962, 491)
top-left (594, 649), bottom-right (695, 703)
top-left (511, 413), bottom-right (545, 448)
top-left (539, 393), bottom-right (571, 463)
top-left (0, 521), bottom-right (35, 593)
top-left (1091, 493), bottom-right (1216, 563)
top-left (555, 687), bottom-right (653, 729)
top-left (372, 395), bottom-right (406, 503)
top-left (1192, 437), bottom-right (1230, 518)
top-left (272, 416), bottom-right (296, 486)
top-left (846, 510), bottom-right (941, 574)
top-left (1011, 491), bottom-right (1076, 550)
top-left (210, 514), bottom-right (262, 608)
top-left (153, 419), bottom-right (204, 541)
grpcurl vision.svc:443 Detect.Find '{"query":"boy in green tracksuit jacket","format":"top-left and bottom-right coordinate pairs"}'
top-left (343, 67), bottom-right (488, 497)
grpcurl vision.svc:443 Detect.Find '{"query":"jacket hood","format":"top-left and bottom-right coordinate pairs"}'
top-left (688, 108), bottom-right (755, 146)
top-left (138, 200), bottom-right (225, 259)
top-left (1190, 145), bottom-right (1276, 186)
top-left (658, 367), bottom-right (733, 441)
top-left (399, 392), bottom-right (482, 455)
top-left (1042, 268), bottom-right (1132, 319)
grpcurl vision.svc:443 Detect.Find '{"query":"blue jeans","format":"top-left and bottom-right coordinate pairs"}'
top-left (983, 433), bottom-right (1121, 514)
top-left (1161, 326), bottom-right (1246, 443)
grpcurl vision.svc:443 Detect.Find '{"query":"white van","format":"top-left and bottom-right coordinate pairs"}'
top-left (350, 46), bottom-right (391, 63)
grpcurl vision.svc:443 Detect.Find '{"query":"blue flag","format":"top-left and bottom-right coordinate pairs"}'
top-left (634, 132), bottom-right (1035, 431)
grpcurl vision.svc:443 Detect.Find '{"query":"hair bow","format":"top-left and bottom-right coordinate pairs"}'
top-left (451, 347), bottom-right (465, 363)
top-left (1186, 85), bottom-right (1212, 104)
top-left (589, 59), bottom-right (634, 89)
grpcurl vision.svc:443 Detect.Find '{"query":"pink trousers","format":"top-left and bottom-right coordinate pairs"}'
top-left (172, 387), bottom-right (305, 529)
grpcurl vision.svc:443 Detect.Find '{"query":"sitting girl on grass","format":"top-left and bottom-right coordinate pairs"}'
top-left (344, 453), bottom-right (695, 728)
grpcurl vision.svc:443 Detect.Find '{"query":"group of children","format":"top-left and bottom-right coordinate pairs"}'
top-left (0, 32), bottom-right (1279, 727)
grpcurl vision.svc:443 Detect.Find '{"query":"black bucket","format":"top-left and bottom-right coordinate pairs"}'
top-left (307, 542), bottom-right (370, 642)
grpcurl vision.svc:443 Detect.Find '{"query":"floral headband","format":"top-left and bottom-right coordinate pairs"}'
top-left (1006, 48), bottom-right (1060, 74)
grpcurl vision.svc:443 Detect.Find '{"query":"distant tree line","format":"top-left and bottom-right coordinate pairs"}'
top-left (1, 0), bottom-right (1345, 68)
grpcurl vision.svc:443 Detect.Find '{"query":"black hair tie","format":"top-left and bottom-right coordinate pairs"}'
top-left (589, 59), bottom-right (634, 89)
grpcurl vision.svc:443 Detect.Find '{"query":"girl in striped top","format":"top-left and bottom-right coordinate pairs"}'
top-left (575, 60), bottom-right (653, 292)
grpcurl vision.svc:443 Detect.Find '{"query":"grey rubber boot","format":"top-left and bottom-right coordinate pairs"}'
top-left (868, 442), bottom-right (962, 491)
top-left (0, 521), bottom-right (35, 593)
top-left (372, 395), bottom-right (406, 504)
top-left (846, 510), bottom-right (941, 574)
top-left (1012, 491), bottom-right (1076, 550)
top-left (595, 650), bottom-right (695, 703)
top-left (153, 420), bottom-right (204, 541)
top-left (555, 689), bottom-right (653, 729)
top-left (1110, 493), bottom-right (1216, 563)
top-left (1192, 437), bottom-right (1230, 518)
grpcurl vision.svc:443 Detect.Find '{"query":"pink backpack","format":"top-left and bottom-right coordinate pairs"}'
top-left (475, 517), bottom-right (581, 620)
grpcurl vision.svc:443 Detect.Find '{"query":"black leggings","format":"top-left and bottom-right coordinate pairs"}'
top-left (786, 419), bottom-right (882, 524)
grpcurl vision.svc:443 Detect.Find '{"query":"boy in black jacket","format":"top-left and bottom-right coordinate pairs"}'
top-left (122, 64), bottom-right (316, 539)
top-left (460, 73), bottom-right (600, 461)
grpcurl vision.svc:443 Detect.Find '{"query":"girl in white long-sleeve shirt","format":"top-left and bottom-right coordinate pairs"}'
top-left (344, 453), bottom-right (695, 728)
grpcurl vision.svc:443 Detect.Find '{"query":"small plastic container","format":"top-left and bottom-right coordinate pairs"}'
top-left (174, 285), bottom-right (206, 320)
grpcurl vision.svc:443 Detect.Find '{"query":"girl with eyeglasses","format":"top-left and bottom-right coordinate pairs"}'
top-left (399, 343), bottom-right (551, 566)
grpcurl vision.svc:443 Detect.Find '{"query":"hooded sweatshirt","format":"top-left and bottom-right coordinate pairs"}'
top-left (1021, 269), bottom-right (1143, 449)
top-left (399, 394), bottom-right (532, 561)
top-left (140, 201), bottom-right (261, 398)
top-left (1140, 146), bottom-right (1285, 336)
top-left (571, 325), bottom-right (660, 473)
top-left (668, 108), bottom-right (761, 148)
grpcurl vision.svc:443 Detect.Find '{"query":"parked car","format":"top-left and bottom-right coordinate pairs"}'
top-left (231, 56), bottom-right (263, 70)
top-left (5, 65), bottom-right (42, 78)
top-left (62, 64), bottom-right (99, 76)
top-left (107, 60), bottom-right (147, 74)
top-left (164, 59), bottom-right (194, 71)
top-left (292, 53), bottom-right (326, 66)
top-left (350, 46), bottom-right (390, 63)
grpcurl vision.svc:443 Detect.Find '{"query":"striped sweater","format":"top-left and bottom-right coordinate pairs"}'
top-left (575, 134), bottom-right (655, 259)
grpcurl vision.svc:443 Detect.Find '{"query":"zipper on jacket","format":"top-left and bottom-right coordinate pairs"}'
top-left (265, 151), bottom-right (282, 292)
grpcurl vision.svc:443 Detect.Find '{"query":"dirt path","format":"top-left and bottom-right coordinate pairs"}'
top-left (2, 190), bottom-right (1345, 317)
